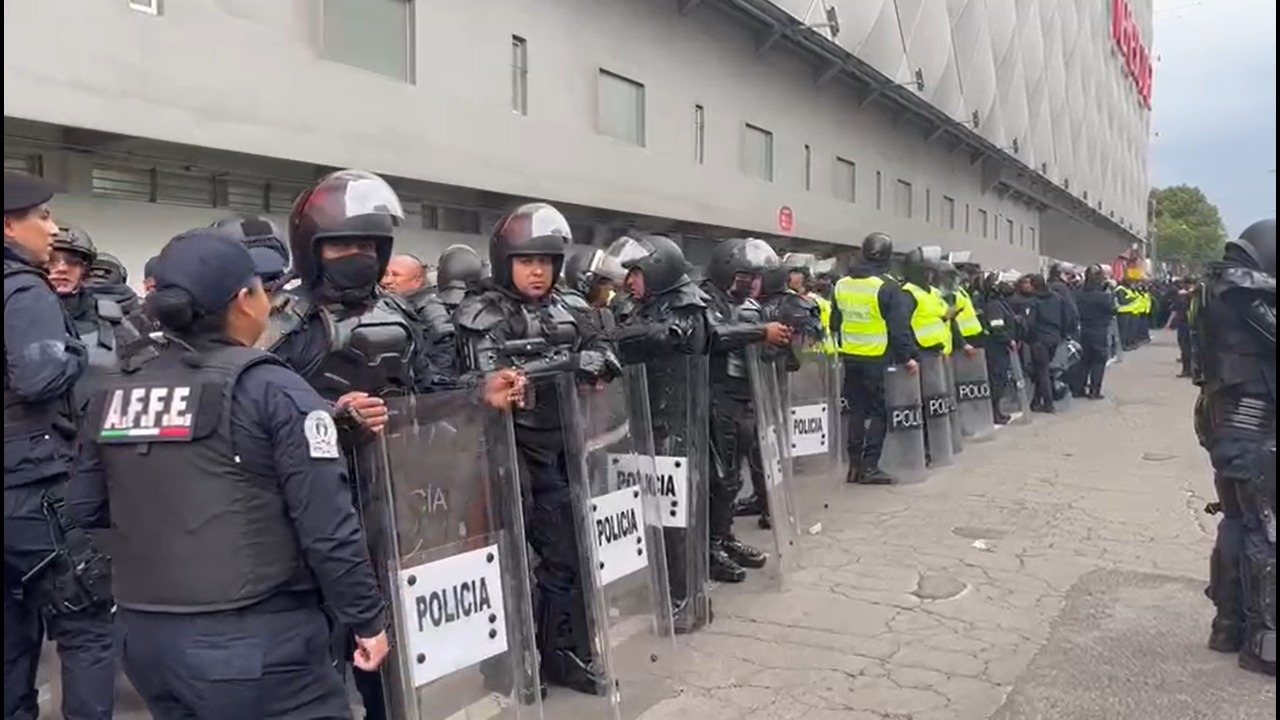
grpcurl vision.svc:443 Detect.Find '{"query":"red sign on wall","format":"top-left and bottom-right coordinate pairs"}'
top-left (777, 206), bottom-right (794, 234)
top-left (1112, 0), bottom-right (1153, 109)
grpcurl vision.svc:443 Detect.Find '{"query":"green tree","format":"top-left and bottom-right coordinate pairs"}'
top-left (1150, 185), bottom-right (1227, 267)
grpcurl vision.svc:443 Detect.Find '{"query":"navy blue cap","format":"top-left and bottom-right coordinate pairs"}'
top-left (4, 170), bottom-right (57, 213)
top-left (153, 229), bottom-right (257, 315)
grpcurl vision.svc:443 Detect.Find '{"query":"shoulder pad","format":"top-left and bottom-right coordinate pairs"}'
top-left (95, 298), bottom-right (125, 322)
top-left (455, 292), bottom-right (507, 332)
top-left (561, 291), bottom-right (590, 310)
top-left (665, 284), bottom-right (708, 309)
top-left (376, 291), bottom-right (418, 320)
top-left (1218, 266), bottom-right (1277, 295)
top-left (255, 289), bottom-right (311, 351)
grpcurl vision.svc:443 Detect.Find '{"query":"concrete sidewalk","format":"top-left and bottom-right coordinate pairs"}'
top-left (638, 332), bottom-right (1275, 720)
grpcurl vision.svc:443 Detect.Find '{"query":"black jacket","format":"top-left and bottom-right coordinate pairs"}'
top-left (1073, 288), bottom-right (1117, 347)
top-left (1030, 291), bottom-right (1070, 346)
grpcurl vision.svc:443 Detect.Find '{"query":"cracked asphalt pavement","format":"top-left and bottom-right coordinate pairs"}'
top-left (637, 333), bottom-right (1276, 720)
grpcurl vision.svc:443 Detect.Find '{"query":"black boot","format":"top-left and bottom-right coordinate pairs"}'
top-left (733, 495), bottom-right (765, 518)
top-left (721, 535), bottom-right (767, 569)
top-left (1208, 617), bottom-right (1243, 653)
top-left (855, 466), bottom-right (894, 485)
top-left (757, 512), bottom-right (772, 530)
top-left (709, 540), bottom-right (746, 583)
top-left (541, 649), bottom-right (609, 696)
top-left (845, 464), bottom-right (861, 484)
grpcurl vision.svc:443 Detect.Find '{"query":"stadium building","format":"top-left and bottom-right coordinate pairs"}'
top-left (4, 0), bottom-right (1152, 280)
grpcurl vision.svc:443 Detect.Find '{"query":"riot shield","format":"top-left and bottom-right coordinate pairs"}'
top-left (952, 349), bottom-right (996, 442)
top-left (608, 355), bottom-right (711, 635)
top-left (745, 345), bottom-right (802, 586)
top-left (364, 391), bottom-right (542, 720)
top-left (784, 350), bottom-right (840, 537)
top-left (942, 355), bottom-right (965, 455)
top-left (554, 369), bottom-right (676, 719)
top-left (919, 353), bottom-right (955, 467)
top-left (879, 364), bottom-right (928, 483)
top-left (1002, 345), bottom-right (1033, 425)
top-left (1109, 317), bottom-right (1124, 363)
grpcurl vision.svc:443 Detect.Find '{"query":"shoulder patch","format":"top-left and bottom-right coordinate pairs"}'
top-left (303, 409), bottom-right (340, 459)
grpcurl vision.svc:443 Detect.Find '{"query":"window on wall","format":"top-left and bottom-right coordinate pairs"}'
top-left (978, 209), bottom-right (989, 238)
top-left (4, 152), bottom-right (42, 176)
top-left (894, 180), bottom-right (913, 219)
top-left (128, 0), bottom-right (161, 15)
top-left (510, 36), bottom-right (528, 115)
top-left (1005, 217), bottom-right (1015, 245)
top-left (924, 189), bottom-right (932, 223)
top-left (965, 203), bottom-right (971, 233)
top-left (321, 0), bottom-right (414, 82)
top-left (802, 145), bottom-right (812, 191)
top-left (1029, 226), bottom-right (1038, 252)
top-left (694, 105), bottom-right (706, 165)
top-left (266, 182), bottom-right (307, 214)
top-left (741, 124), bottom-right (774, 182)
top-left (942, 196), bottom-right (956, 229)
top-left (425, 206), bottom-right (482, 234)
top-left (875, 171), bottom-right (884, 210)
top-left (597, 70), bottom-right (646, 146)
top-left (834, 157), bottom-right (856, 202)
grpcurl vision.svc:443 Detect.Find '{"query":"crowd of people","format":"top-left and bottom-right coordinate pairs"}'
top-left (4, 166), bottom-right (1273, 720)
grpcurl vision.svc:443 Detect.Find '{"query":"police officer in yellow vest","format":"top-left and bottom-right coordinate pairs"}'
top-left (830, 233), bottom-right (919, 484)
top-left (938, 261), bottom-right (985, 352)
top-left (1115, 280), bottom-right (1141, 349)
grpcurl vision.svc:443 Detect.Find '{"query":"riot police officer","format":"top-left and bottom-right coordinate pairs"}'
top-left (381, 253), bottom-right (434, 318)
top-left (412, 244), bottom-right (485, 392)
top-left (454, 202), bottom-right (622, 694)
top-left (3, 170), bottom-right (115, 720)
top-left (562, 243), bottom-right (621, 332)
top-left (48, 226), bottom-right (156, 381)
top-left (1194, 218), bottom-right (1276, 677)
top-left (700, 238), bottom-right (791, 579)
top-left (69, 229), bottom-right (392, 718)
top-left (212, 213), bottom-right (292, 292)
top-left (831, 233), bottom-right (919, 484)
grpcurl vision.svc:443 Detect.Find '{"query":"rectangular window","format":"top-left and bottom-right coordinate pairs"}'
top-left (834, 157), bottom-right (856, 202)
top-left (802, 145), bottom-right (812, 191)
top-left (4, 153), bottom-right (42, 176)
top-left (215, 177), bottom-right (267, 213)
top-left (924, 189), bottom-right (932, 223)
top-left (694, 105), bottom-right (706, 165)
top-left (894, 180), bottom-right (913, 219)
top-left (598, 70), bottom-right (646, 146)
top-left (942, 196), bottom-right (956, 229)
top-left (978, 209), bottom-right (989, 238)
top-left (155, 169), bottom-right (215, 208)
top-left (1005, 217), bottom-right (1015, 245)
top-left (741, 123), bottom-right (774, 182)
top-left (91, 164), bottom-right (152, 203)
top-left (128, 0), bottom-right (161, 15)
top-left (266, 181), bottom-right (307, 215)
top-left (875, 171), bottom-right (884, 210)
top-left (1029, 227), bottom-right (1038, 251)
top-left (425, 206), bottom-right (482, 234)
top-left (510, 36), bottom-right (528, 115)
top-left (321, 0), bottom-right (414, 82)
top-left (965, 203), bottom-right (971, 233)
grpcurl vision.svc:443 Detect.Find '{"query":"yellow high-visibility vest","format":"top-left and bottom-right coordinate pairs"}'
top-left (954, 288), bottom-right (984, 338)
top-left (833, 276), bottom-right (888, 357)
top-left (812, 294), bottom-right (837, 355)
top-left (904, 283), bottom-right (949, 352)
top-left (930, 287), bottom-right (955, 355)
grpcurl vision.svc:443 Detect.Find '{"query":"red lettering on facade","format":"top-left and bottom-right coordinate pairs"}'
top-left (1112, 0), bottom-right (1153, 109)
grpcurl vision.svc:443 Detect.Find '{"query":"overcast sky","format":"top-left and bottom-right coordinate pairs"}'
top-left (1151, 0), bottom-right (1277, 235)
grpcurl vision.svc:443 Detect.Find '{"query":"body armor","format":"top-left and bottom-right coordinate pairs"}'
top-left (89, 343), bottom-right (308, 612)
top-left (3, 260), bottom-right (78, 453)
top-left (1193, 264), bottom-right (1276, 396)
top-left (257, 289), bottom-right (416, 400)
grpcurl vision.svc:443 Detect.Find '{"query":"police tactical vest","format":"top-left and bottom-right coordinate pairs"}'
top-left (4, 259), bottom-right (79, 454)
top-left (90, 344), bottom-right (308, 612)
top-left (903, 283), bottom-right (948, 353)
top-left (834, 275), bottom-right (888, 357)
top-left (954, 289), bottom-right (984, 338)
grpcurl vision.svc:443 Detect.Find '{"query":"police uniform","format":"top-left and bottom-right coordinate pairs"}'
top-left (3, 170), bottom-right (116, 720)
top-left (830, 237), bottom-right (919, 485)
top-left (69, 230), bottom-right (388, 718)
top-left (1193, 219), bottom-right (1276, 678)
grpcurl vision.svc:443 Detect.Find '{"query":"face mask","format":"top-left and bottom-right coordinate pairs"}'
top-left (320, 254), bottom-right (381, 304)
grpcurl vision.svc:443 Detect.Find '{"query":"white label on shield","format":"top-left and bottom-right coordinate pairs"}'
top-left (591, 486), bottom-right (649, 586)
top-left (789, 403), bottom-right (829, 457)
top-left (764, 428), bottom-right (785, 488)
top-left (397, 544), bottom-right (508, 688)
top-left (608, 453), bottom-right (688, 528)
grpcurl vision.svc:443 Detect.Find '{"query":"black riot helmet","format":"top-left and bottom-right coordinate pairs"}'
top-left (902, 245), bottom-right (942, 288)
top-left (605, 235), bottom-right (689, 296)
top-left (760, 263), bottom-right (789, 297)
top-left (1227, 218), bottom-right (1276, 276)
top-left (437, 244), bottom-right (484, 289)
top-left (287, 170), bottom-right (405, 286)
top-left (88, 251), bottom-right (127, 287)
top-left (708, 237), bottom-right (779, 299)
top-left (562, 245), bottom-right (609, 296)
top-left (211, 214), bottom-right (290, 279)
top-left (52, 226), bottom-right (98, 266)
top-left (488, 202), bottom-right (572, 291)
top-left (782, 252), bottom-right (815, 285)
top-left (861, 232), bottom-right (894, 264)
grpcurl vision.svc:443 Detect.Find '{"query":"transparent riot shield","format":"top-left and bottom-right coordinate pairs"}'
top-left (1109, 317), bottom-right (1125, 363)
top-left (745, 345), bottom-right (802, 585)
top-left (919, 353), bottom-right (955, 467)
top-left (952, 349), bottom-right (996, 442)
top-left (942, 355), bottom-right (965, 455)
top-left (365, 391), bottom-right (542, 720)
top-left (554, 369), bottom-right (676, 719)
top-left (880, 364), bottom-right (928, 484)
top-left (612, 355), bottom-right (711, 636)
top-left (783, 350), bottom-right (839, 537)
top-left (1003, 345), bottom-right (1033, 425)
